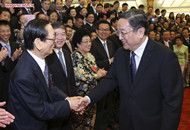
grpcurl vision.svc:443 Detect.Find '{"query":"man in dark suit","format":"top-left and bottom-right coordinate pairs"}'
top-left (90, 20), bottom-right (116, 130)
top-left (64, 25), bottom-right (75, 53)
top-left (90, 20), bottom-right (115, 71)
top-left (8, 19), bottom-right (83, 130)
top-left (0, 20), bottom-right (22, 105)
top-left (81, 10), bottom-right (183, 130)
top-left (46, 22), bottom-right (76, 130)
top-left (53, 0), bottom-right (64, 21)
top-left (38, 0), bottom-right (51, 15)
top-left (75, 0), bottom-right (85, 15)
top-left (62, 0), bottom-right (73, 12)
top-left (160, 30), bottom-right (173, 50)
top-left (83, 12), bottom-right (96, 33)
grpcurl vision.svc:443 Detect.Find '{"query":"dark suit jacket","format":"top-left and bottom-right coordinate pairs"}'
top-left (87, 4), bottom-right (95, 14)
top-left (63, 42), bottom-right (75, 54)
top-left (8, 51), bottom-right (71, 130)
top-left (33, 0), bottom-right (42, 12)
top-left (0, 42), bottom-right (19, 103)
top-left (88, 39), bottom-right (183, 130)
top-left (90, 37), bottom-right (116, 71)
top-left (46, 49), bottom-right (76, 97)
top-left (108, 34), bottom-right (122, 50)
top-left (83, 23), bottom-right (96, 33)
top-left (75, 5), bottom-right (82, 15)
top-left (182, 36), bottom-right (190, 53)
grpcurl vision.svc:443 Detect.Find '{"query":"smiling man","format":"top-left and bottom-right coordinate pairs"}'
top-left (8, 19), bottom-right (83, 130)
top-left (81, 10), bottom-right (183, 130)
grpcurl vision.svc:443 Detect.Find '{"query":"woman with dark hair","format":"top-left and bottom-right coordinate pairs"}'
top-left (47, 10), bottom-right (58, 24)
top-left (173, 36), bottom-right (188, 78)
top-left (169, 12), bottom-right (175, 20)
top-left (65, 7), bottom-right (76, 22)
top-left (71, 28), bottom-right (107, 129)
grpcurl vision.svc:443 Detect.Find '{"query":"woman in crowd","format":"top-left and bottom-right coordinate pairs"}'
top-left (48, 10), bottom-right (58, 24)
top-left (71, 28), bottom-right (107, 130)
top-left (173, 36), bottom-right (188, 85)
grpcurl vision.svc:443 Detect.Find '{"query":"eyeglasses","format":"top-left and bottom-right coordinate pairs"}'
top-left (116, 30), bottom-right (133, 37)
top-left (81, 40), bottom-right (91, 44)
top-left (45, 38), bottom-right (55, 42)
top-left (98, 28), bottom-right (110, 32)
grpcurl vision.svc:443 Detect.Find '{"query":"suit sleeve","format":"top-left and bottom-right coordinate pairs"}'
top-left (49, 87), bottom-right (68, 101)
top-left (88, 52), bottom-right (119, 104)
top-left (160, 51), bottom-right (183, 130)
top-left (12, 78), bottom-right (71, 120)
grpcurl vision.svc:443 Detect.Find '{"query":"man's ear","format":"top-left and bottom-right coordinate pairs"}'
top-left (137, 27), bottom-right (145, 38)
top-left (34, 38), bottom-right (42, 51)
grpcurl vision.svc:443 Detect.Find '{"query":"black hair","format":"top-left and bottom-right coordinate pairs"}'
top-left (113, 1), bottom-right (119, 5)
top-left (96, 20), bottom-right (111, 30)
top-left (122, 3), bottom-right (128, 7)
top-left (62, 15), bottom-right (73, 25)
top-left (155, 8), bottom-right (160, 14)
top-left (72, 28), bottom-right (91, 47)
top-left (138, 4), bottom-right (145, 9)
top-left (86, 12), bottom-right (94, 18)
top-left (24, 19), bottom-right (49, 50)
top-left (120, 10), bottom-right (148, 35)
top-left (110, 17), bottom-right (118, 25)
top-left (106, 11), bottom-right (115, 18)
top-left (47, 10), bottom-right (58, 17)
top-left (97, 3), bottom-right (103, 7)
top-left (161, 9), bottom-right (166, 13)
top-left (0, 20), bottom-right (11, 29)
top-left (0, 7), bottom-right (11, 15)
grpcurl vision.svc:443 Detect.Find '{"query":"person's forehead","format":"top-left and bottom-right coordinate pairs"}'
top-left (99, 23), bottom-right (109, 28)
top-left (0, 25), bottom-right (10, 30)
top-left (54, 28), bottom-right (65, 32)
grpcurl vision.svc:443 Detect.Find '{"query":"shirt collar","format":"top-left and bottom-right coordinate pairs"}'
top-left (134, 36), bottom-right (148, 58)
top-left (98, 37), bottom-right (107, 44)
top-left (27, 50), bottom-right (46, 73)
top-left (0, 41), bottom-right (10, 47)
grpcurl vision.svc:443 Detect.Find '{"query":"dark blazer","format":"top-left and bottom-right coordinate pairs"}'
top-left (8, 51), bottom-right (71, 130)
top-left (63, 42), bottom-right (75, 54)
top-left (90, 37), bottom-right (116, 71)
top-left (83, 23), bottom-right (96, 33)
top-left (87, 4), bottom-right (95, 14)
top-left (88, 39), bottom-right (183, 130)
top-left (21, 7), bottom-right (34, 14)
top-left (182, 36), bottom-right (190, 53)
top-left (0, 42), bottom-right (19, 104)
top-left (160, 40), bottom-right (173, 50)
top-left (75, 5), bottom-right (82, 15)
top-left (108, 34), bottom-right (122, 50)
top-left (33, 0), bottom-right (42, 12)
top-left (46, 49), bottom-right (76, 97)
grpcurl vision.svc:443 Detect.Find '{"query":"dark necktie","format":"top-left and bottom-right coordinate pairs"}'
top-left (58, 51), bottom-right (67, 76)
top-left (44, 64), bottom-right (49, 87)
top-left (131, 52), bottom-right (136, 82)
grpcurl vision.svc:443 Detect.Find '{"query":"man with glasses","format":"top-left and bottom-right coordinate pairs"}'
top-left (90, 20), bottom-right (116, 130)
top-left (8, 19), bottom-right (83, 130)
top-left (46, 22), bottom-right (76, 129)
top-left (81, 10), bottom-right (183, 130)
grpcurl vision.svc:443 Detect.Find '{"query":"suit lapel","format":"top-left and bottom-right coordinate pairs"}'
top-left (132, 39), bottom-right (154, 89)
top-left (25, 51), bottom-right (53, 101)
top-left (96, 38), bottom-right (109, 58)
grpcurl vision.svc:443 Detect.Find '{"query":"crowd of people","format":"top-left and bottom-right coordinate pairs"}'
top-left (0, 0), bottom-right (188, 129)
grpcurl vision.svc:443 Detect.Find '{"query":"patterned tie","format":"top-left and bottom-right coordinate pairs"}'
top-left (103, 42), bottom-right (110, 59)
top-left (4, 44), bottom-right (11, 58)
top-left (58, 51), bottom-right (67, 76)
top-left (131, 52), bottom-right (136, 82)
top-left (44, 64), bottom-right (49, 87)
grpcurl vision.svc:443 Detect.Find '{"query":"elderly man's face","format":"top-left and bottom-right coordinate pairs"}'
top-left (117, 18), bottom-right (145, 51)
top-left (54, 28), bottom-right (66, 49)
top-left (38, 24), bottom-right (55, 58)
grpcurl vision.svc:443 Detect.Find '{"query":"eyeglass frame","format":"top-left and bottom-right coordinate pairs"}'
top-left (116, 30), bottom-right (134, 37)
top-left (45, 38), bottom-right (55, 42)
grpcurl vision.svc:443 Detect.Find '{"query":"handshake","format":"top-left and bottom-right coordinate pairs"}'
top-left (66, 96), bottom-right (90, 114)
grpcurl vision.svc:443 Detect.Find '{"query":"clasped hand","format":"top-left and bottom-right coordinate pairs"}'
top-left (66, 96), bottom-right (90, 115)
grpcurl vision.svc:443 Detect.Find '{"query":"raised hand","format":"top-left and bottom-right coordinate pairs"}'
top-left (97, 69), bottom-right (107, 78)
top-left (0, 102), bottom-right (15, 128)
top-left (0, 48), bottom-right (8, 62)
top-left (11, 47), bottom-right (22, 61)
